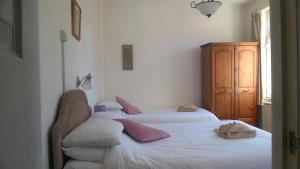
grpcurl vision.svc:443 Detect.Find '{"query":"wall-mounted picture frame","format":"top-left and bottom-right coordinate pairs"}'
top-left (71, 0), bottom-right (81, 41)
top-left (122, 44), bottom-right (134, 70)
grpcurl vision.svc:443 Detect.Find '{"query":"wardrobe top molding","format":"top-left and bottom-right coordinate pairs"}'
top-left (201, 42), bottom-right (259, 48)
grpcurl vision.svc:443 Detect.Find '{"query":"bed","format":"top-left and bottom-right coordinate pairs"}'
top-left (104, 121), bottom-right (271, 169)
top-left (52, 90), bottom-right (271, 169)
top-left (122, 107), bottom-right (220, 123)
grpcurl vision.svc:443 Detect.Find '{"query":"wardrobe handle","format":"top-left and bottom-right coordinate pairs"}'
top-left (242, 90), bottom-right (250, 93)
top-left (219, 90), bottom-right (226, 94)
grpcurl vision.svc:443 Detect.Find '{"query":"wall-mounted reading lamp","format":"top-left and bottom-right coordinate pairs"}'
top-left (76, 73), bottom-right (93, 90)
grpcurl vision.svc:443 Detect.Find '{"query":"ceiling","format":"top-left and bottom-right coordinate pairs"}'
top-left (102, 0), bottom-right (257, 5)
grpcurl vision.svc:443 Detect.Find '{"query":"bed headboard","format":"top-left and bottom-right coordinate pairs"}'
top-left (52, 89), bottom-right (91, 169)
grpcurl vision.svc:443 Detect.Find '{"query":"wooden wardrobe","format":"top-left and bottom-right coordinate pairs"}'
top-left (201, 42), bottom-right (259, 126)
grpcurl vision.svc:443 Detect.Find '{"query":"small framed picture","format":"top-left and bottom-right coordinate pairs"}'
top-left (122, 44), bottom-right (134, 70)
top-left (72, 0), bottom-right (81, 41)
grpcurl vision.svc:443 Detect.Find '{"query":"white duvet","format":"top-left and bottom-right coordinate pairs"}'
top-left (104, 120), bottom-right (271, 169)
top-left (123, 107), bottom-right (220, 123)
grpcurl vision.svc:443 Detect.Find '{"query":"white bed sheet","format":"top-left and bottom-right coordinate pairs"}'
top-left (123, 107), bottom-right (220, 123)
top-left (64, 160), bottom-right (104, 169)
top-left (104, 120), bottom-right (271, 169)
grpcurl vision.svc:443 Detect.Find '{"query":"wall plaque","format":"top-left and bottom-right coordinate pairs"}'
top-left (122, 44), bottom-right (133, 70)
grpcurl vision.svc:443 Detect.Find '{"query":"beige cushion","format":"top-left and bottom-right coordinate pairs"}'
top-left (63, 118), bottom-right (124, 147)
top-left (177, 105), bottom-right (198, 112)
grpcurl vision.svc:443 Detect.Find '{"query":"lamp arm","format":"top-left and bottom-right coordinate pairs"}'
top-left (76, 73), bottom-right (92, 88)
top-left (191, 1), bottom-right (197, 8)
top-left (76, 76), bottom-right (82, 88)
top-left (80, 73), bottom-right (92, 82)
top-left (80, 76), bottom-right (87, 83)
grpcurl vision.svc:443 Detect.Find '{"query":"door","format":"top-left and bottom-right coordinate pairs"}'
top-left (285, 0), bottom-right (300, 168)
top-left (234, 45), bottom-right (257, 126)
top-left (270, 0), bottom-right (300, 168)
top-left (0, 0), bottom-right (26, 168)
top-left (201, 46), bottom-right (212, 111)
top-left (212, 46), bottom-right (235, 119)
top-left (0, 0), bottom-right (42, 168)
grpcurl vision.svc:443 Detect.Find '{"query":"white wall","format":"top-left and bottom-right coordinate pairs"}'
top-left (241, 0), bottom-right (269, 40)
top-left (270, 0), bottom-right (281, 168)
top-left (38, 0), bottom-right (103, 168)
top-left (262, 104), bottom-right (272, 132)
top-left (102, 1), bottom-right (244, 109)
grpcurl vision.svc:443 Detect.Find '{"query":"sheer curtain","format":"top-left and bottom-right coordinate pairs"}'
top-left (260, 8), bottom-right (271, 104)
top-left (251, 11), bottom-right (263, 106)
top-left (252, 7), bottom-right (271, 106)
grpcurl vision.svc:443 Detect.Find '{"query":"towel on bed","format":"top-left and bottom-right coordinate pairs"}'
top-left (215, 122), bottom-right (256, 139)
top-left (177, 105), bottom-right (197, 112)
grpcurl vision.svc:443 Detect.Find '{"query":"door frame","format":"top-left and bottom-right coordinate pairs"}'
top-left (271, 0), bottom-right (299, 168)
top-left (270, 0), bottom-right (283, 168)
top-left (297, 0), bottom-right (300, 166)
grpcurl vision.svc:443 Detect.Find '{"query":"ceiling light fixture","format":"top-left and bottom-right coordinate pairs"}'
top-left (191, 0), bottom-right (222, 18)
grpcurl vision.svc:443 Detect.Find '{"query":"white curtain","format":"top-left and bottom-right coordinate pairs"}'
top-left (260, 8), bottom-right (272, 104)
top-left (251, 11), bottom-right (263, 106)
top-left (252, 8), bottom-right (272, 106)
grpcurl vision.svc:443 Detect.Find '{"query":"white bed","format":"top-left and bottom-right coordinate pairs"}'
top-left (55, 91), bottom-right (271, 169)
top-left (102, 120), bottom-right (271, 169)
top-left (120, 107), bottom-right (220, 123)
top-left (64, 120), bottom-right (271, 169)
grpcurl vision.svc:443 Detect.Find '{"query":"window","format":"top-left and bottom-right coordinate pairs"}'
top-left (0, 0), bottom-right (22, 58)
top-left (260, 7), bottom-right (271, 104)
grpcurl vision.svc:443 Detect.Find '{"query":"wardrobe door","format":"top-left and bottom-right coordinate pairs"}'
top-left (212, 46), bottom-right (235, 119)
top-left (201, 46), bottom-right (212, 111)
top-left (234, 45), bottom-right (258, 125)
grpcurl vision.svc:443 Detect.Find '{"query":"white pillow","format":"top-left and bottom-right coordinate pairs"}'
top-left (64, 160), bottom-right (104, 169)
top-left (97, 101), bottom-right (123, 111)
top-left (62, 147), bottom-right (107, 163)
top-left (63, 118), bottom-right (124, 147)
top-left (92, 111), bottom-right (125, 120)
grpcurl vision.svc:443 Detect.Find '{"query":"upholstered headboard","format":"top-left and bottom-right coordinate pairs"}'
top-left (52, 89), bottom-right (91, 169)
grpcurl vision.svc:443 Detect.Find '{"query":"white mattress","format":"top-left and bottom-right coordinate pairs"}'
top-left (123, 107), bottom-right (220, 123)
top-left (104, 120), bottom-right (271, 169)
top-left (64, 160), bottom-right (103, 169)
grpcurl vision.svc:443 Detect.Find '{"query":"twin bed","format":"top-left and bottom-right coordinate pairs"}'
top-left (122, 107), bottom-right (220, 123)
top-left (52, 90), bottom-right (271, 169)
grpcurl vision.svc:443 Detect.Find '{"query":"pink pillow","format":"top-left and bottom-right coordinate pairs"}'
top-left (115, 119), bottom-right (170, 142)
top-left (116, 96), bottom-right (143, 115)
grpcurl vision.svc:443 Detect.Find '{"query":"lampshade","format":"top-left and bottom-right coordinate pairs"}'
top-left (81, 77), bottom-right (92, 90)
top-left (76, 73), bottom-right (92, 90)
top-left (191, 0), bottom-right (222, 18)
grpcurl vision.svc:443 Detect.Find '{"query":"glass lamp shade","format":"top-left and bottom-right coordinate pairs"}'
top-left (81, 78), bottom-right (92, 90)
top-left (194, 0), bottom-right (222, 18)
top-left (76, 73), bottom-right (93, 90)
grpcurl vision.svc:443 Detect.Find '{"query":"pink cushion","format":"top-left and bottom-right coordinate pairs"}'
top-left (115, 119), bottom-right (170, 142)
top-left (116, 96), bottom-right (143, 115)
